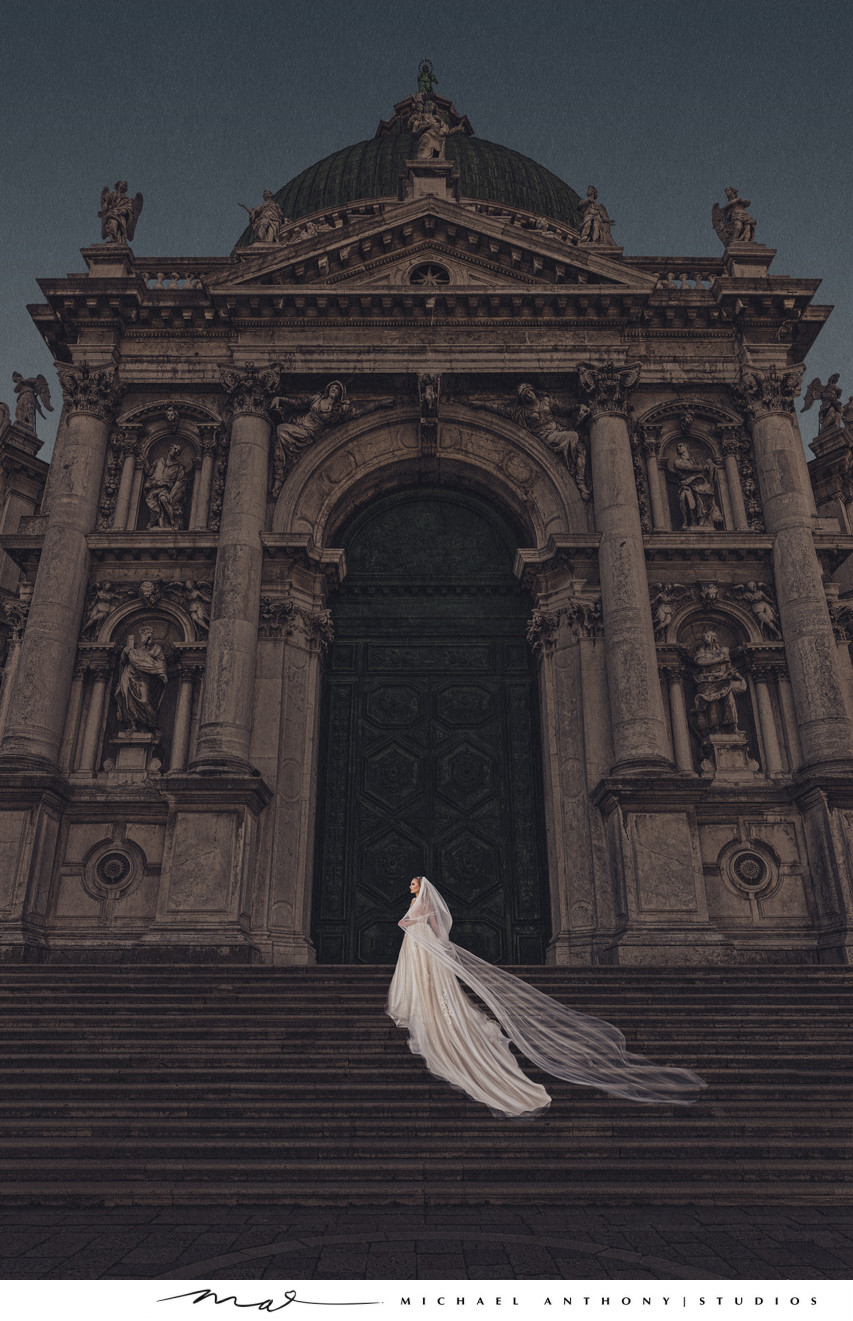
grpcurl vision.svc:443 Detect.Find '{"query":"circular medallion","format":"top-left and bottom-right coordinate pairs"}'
top-left (732, 852), bottom-right (768, 888)
top-left (96, 852), bottom-right (132, 886)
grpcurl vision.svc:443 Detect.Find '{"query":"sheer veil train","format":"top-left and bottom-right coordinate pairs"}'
top-left (386, 876), bottom-right (706, 1118)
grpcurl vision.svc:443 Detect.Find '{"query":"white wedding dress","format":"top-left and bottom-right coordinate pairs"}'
top-left (386, 877), bottom-right (706, 1118)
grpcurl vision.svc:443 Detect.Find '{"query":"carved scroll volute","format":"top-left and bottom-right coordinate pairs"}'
top-left (219, 362), bottom-right (282, 418)
top-left (55, 365), bottom-right (121, 422)
top-left (733, 366), bottom-right (802, 423)
top-left (577, 361), bottom-right (641, 419)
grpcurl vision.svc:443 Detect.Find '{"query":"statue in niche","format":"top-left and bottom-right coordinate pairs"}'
top-left (182, 579), bottom-right (212, 635)
top-left (712, 187), bottom-right (756, 246)
top-left (270, 381), bottom-right (393, 497)
top-left (115, 626), bottom-right (168, 733)
top-left (801, 375), bottom-right (844, 433)
top-left (665, 441), bottom-right (723, 529)
top-left (143, 443), bottom-right (190, 529)
top-left (471, 384), bottom-right (591, 500)
top-left (690, 630), bottom-right (747, 737)
top-left (12, 373), bottom-right (53, 432)
top-left (98, 180), bottom-right (143, 244)
top-left (239, 190), bottom-right (288, 244)
top-left (408, 100), bottom-right (464, 160)
top-left (731, 581), bottom-right (781, 639)
top-left (578, 186), bottom-right (615, 244)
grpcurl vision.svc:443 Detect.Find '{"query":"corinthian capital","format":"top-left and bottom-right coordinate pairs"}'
top-left (55, 365), bottom-right (120, 421)
top-left (577, 360), bottom-right (641, 418)
top-left (734, 366), bottom-right (802, 423)
top-left (219, 361), bottom-right (282, 417)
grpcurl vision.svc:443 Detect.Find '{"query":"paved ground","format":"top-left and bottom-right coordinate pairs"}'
top-left (0, 1204), bottom-right (850, 1280)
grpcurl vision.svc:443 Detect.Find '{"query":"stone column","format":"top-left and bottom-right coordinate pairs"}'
top-left (736, 368), bottom-right (853, 770)
top-left (640, 426), bottom-right (667, 530)
top-left (169, 662), bottom-right (200, 773)
top-left (191, 434), bottom-right (217, 531)
top-left (112, 432), bottom-right (138, 530)
top-left (0, 366), bottom-right (119, 771)
top-left (59, 660), bottom-right (86, 772)
top-left (126, 455), bottom-right (145, 530)
top-left (663, 662), bottom-right (694, 773)
top-left (751, 667), bottom-right (784, 775)
top-left (191, 363), bottom-right (280, 772)
top-left (77, 660), bottom-right (111, 774)
top-left (719, 429), bottom-right (749, 531)
top-left (579, 361), bottom-right (671, 772)
top-left (777, 672), bottom-right (802, 771)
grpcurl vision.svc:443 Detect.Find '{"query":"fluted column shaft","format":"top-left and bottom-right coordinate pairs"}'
top-left (0, 367), bottom-right (119, 770)
top-left (742, 378), bottom-right (853, 769)
top-left (582, 363), bottom-right (671, 772)
top-left (169, 667), bottom-right (197, 772)
top-left (192, 364), bottom-right (279, 771)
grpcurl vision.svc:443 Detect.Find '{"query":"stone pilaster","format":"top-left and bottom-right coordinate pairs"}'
top-left (0, 365), bottom-right (119, 771)
top-left (736, 367), bottom-right (853, 771)
top-left (579, 361), bottom-right (671, 772)
top-left (191, 362), bottom-right (281, 772)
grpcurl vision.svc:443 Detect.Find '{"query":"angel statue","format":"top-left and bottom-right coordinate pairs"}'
top-left (801, 374), bottom-right (845, 433)
top-left (578, 186), bottom-right (615, 245)
top-left (731, 581), bottom-right (781, 639)
top-left (238, 190), bottom-right (288, 244)
top-left (12, 372), bottom-right (53, 432)
top-left (711, 187), bottom-right (756, 247)
top-left (99, 181), bottom-right (144, 244)
top-left (270, 381), bottom-right (394, 498)
top-left (471, 383), bottom-right (591, 500)
top-left (182, 579), bottom-right (212, 635)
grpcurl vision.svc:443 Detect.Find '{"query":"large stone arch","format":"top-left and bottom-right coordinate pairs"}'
top-left (261, 407), bottom-right (593, 966)
top-left (270, 405), bottom-right (589, 547)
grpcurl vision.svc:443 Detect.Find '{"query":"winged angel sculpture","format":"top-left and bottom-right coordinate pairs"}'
top-left (12, 372), bottom-right (53, 432)
top-left (711, 187), bottom-right (756, 246)
top-left (99, 180), bottom-right (144, 243)
top-left (801, 374), bottom-right (845, 433)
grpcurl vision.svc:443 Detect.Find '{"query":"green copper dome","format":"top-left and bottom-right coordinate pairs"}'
top-left (235, 106), bottom-right (584, 247)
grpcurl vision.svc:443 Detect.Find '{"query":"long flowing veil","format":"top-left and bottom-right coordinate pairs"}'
top-left (400, 878), bottom-right (706, 1106)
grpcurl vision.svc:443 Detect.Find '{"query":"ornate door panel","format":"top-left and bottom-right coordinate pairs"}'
top-left (312, 490), bottom-right (550, 964)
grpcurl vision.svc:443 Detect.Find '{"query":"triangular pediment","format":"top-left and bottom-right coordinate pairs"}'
top-left (211, 197), bottom-right (658, 296)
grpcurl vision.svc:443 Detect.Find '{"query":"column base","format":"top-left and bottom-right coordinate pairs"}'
top-left (610, 755), bottom-right (674, 775)
top-left (188, 755), bottom-right (260, 776)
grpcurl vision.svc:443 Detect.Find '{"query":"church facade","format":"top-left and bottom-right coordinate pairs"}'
top-left (2, 82), bottom-right (853, 967)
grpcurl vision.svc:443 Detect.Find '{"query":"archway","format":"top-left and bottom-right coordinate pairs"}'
top-left (311, 486), bottom-right (550, 964)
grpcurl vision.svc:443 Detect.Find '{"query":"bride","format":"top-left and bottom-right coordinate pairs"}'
top-left (386, 876), bottom-right (706, 1118)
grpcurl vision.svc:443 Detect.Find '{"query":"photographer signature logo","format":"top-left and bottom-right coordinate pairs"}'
top-left (159, 1288), bottom-right (380, 1312)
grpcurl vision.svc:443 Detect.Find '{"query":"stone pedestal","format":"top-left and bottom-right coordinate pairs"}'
top-left (700, 731), bottom-right (760, 781)
top-left (399, 159), bottom-right (461, 204)
top-left (110, 731), bottom-right (162, 775)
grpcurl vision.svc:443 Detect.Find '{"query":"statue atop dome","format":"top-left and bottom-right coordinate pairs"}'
top-left (239, 191), bottom-right (289, 244)
top-left (417, 59), bottom-right (438, 97)
top-left (578, 186), bottom-right (615, 245)
top-left (408, 99), bottom-right (465, 161)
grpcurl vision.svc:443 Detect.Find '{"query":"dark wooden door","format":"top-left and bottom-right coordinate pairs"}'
top-left (311, 489), bottom-right (550, 964)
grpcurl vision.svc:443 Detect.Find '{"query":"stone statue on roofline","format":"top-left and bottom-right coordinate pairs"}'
top-left (99, 180), bottom-right (143, 244)
top-left (12, 372), bottom-right (53, 433)
top-left (417, 59), bottom-right (438, 97)
top-left (801, 374), bottom-right (845, 433)
top-left (408, 100), bottom-right (465, 161)
top-left (239, 190), bottom-right (289, 244)
top-left (578, 186), bottom-right (615, 244)
top-left (711, 187), bottom-right (756, 246)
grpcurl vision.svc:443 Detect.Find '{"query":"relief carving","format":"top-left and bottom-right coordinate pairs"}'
top-left (270, 381), bottom-right (393, 498)
top-left (418, 373), bottom-right (440, 455)
top-left (649, 580), bottom-right (780, 641)
top-left (82, 578), bottom-right (212, 640)
top-left (471, 384), bottom-right (591, 500)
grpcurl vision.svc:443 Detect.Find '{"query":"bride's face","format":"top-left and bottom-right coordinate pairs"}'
top-left (409, 877), bottom-right (421, 896)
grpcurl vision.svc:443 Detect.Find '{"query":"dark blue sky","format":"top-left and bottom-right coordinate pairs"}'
top-left (2, 0), bottom-right (852, 457)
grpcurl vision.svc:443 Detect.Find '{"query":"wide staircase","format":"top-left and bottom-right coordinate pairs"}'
top-left (0, 964), bottom-right (851, 1206)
